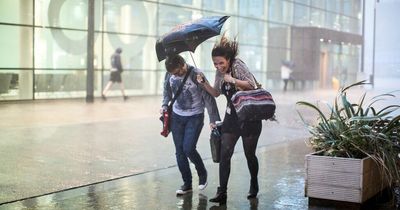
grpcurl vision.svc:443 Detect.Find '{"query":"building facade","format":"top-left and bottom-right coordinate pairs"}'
top-left (0, 0), bottom-right (362, 101)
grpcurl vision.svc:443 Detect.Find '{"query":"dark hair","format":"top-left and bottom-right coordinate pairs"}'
top-left (116, 48), bottom-right (122, 54)
top-left (165, 54), bottom-right (185, 72)
top-left (212, 33), bottom-right (238, 65)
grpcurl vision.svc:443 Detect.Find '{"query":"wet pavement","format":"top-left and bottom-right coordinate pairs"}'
top-left (0, 81), bottom-right (399, 209)
top-left (1, 141), bottom-right (312, 210)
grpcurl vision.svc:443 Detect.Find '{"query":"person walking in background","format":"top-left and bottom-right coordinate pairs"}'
top-left (198, 34), bottom-right (262, 204)
top-left (161, 54), bottom-right (220, 196)
top-left (102, 47), bottom-right (128, 101)
top-left (281, 60), bottom-right (293, 92)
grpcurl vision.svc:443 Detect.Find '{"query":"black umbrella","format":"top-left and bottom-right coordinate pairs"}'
top-left (156, 15), bottom-right (229, 62)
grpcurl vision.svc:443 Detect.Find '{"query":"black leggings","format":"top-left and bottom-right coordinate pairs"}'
top-left (219, 121), bottom-right (262, 192)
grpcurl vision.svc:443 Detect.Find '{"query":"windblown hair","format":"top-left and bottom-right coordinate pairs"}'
top-left (211, 33), bottom-right (239, 65)
top-left (165, 54), bottom-right (185, 72)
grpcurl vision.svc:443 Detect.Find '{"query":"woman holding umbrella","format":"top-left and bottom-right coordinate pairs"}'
top-left (161, 54), bottom-right (220, 195)
top-left (198, 34), bottom-right (262, 204)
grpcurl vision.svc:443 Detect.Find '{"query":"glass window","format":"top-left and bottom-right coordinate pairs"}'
top-left (203, 1), bottom-right (236, 14)
top-left (268, 24), bottom-right (290, 48)
top-left (293, 4), bottom-right (310, 26)
top-left (36, 0), bottom-right (90, 29)
top-left (341, 16), bottom-right (350, 33)
top-left (240, 45), bottom-right (264, 73)
top-left (294, 0), bottom-right (310, 5)
top-left (325, 12), bottom-right (341, 31)
top-left (311, 0), bottom-right (325, 10)
top-left (343, 0), bottom-right (352, 16)
top-left (157, 4), bottom-right (192, 35)
top-left (325, 12), bottom-right (334, 30)
top-left (35, 28), bottom-right (88, 68)
top-left (238, 18), bottom-right (265, 46)
top-left (102, 34), bottom-right (158, 94)
top-left (199, 40), bottom-right (216, 75)
top-left (159, 0), bottom-right (193, 5)
top-left (104, 0), bottom-right (157, 35)
top-left (352, 1), bottom-right (362, 19)
top-left (269, 0), bottom-right (293, 24)
top-left (348, 17), bottom-right (360, 34)
top-left (310, 8), bottom-right (325, 28)
top-left (0, 25), bottom-right (32, 68)
top-left (102, 34), bottom-right (152, 70)
top-left (267, 47), bottom-right (290, 79)
top-left (202, 0), bottom-right (225, 11)
top-left (0, 70), bottom-right (33, 100)
top-left (0, 0), bottom-right (33, 25)
top-left (239, 0), bottom-right (265, 18)
top-left (326, 0), bottom-right (340, 13)
top-left (34, 70), bottom-right (102, 99)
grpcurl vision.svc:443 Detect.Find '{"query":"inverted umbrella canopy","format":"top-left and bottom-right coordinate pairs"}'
top-left (156, 15), bottom-right (229, 61)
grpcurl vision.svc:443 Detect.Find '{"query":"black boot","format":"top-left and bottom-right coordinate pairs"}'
top-left (247, 178), bottom-right (259, 199)
top-left (209, 187), bottom-right (227, 204)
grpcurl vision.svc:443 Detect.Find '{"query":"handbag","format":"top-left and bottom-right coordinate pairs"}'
top-left (160, 106), bottom-right (172, 137)
top-left (160, 68), bottom-right (192, 137)
top-left (209, 126), bottom-right (222, 163)
top-left (230, 74), bottom-right (276, 122)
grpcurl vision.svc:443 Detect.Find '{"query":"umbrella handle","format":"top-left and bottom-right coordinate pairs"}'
top-left (189, 52), bottom-right (197, 68)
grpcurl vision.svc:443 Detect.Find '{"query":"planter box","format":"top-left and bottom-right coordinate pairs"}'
top-left (305, 152), bottom-right (387, 203)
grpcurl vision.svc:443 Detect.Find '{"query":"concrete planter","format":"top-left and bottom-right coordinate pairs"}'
top-left (305, 152), bottom-right (387, 203)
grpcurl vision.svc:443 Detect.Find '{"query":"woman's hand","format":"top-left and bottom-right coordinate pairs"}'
top-left (223, 74), bottom-right (235, 84)
top-left (209, 122), bottom-right (217, 130)
top-left (160, 106), bottom-right (167, 114)
top-left (196, 73), bottom-right (206, 84)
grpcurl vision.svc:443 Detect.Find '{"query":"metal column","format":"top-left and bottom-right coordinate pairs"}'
top-left (86, 0), bottom-right (95, 102)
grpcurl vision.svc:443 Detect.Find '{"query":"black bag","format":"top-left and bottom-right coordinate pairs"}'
top-left (210, 126), bottom-right (221, 163)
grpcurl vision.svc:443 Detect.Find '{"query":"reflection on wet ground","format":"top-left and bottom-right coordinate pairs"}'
top-left (1, 141), bottom-right (308, 209)
top-left (2, 140), bottom-right (394, 209)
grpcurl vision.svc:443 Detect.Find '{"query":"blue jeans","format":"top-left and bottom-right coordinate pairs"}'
top-left (171, 112), bottom-right (207, 187)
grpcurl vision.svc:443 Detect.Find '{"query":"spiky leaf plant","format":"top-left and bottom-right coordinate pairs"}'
top-left (297, 80), bottom-right (400, 185)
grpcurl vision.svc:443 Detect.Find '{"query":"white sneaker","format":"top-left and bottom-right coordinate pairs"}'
top-left (198, 181), bottom-right (208, 190)
top-left (176, 185), bottom-right (192, 195)
top-left (199, 171), bottom-right (207, 190)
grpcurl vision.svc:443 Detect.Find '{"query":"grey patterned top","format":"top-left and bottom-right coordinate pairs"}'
top-left (162, 66), bottom-right (221, 123)
top-left (213, 58), bottom-right (257, 95)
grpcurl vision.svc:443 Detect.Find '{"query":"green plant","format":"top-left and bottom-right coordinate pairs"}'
top-left (297, 80), bottom-right (400, 185)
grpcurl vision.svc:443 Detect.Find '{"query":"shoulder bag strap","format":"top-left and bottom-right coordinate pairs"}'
top-left (168, 67), bottom-right (192, 109)
top-left (231, 67), bottom-right (262, 89)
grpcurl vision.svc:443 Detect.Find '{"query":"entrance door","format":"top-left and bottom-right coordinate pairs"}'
top-left (319, 51), bottom-right (329, 88)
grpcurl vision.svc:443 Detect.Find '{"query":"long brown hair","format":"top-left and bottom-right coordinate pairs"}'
top-left (211, 33), bottom-right (239, 69)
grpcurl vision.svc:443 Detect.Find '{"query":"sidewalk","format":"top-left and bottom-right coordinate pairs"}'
top-left (1, 140), bottom-right (312, 210)
top-left (0, 86), bottom-right (398, 209)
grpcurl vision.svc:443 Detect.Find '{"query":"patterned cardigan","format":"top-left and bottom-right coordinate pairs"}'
top-left (213, 58), bottom-right (257, 94)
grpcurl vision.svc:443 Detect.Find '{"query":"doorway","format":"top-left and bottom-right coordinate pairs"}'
top-left (319, 50), bottom-right (329, 88)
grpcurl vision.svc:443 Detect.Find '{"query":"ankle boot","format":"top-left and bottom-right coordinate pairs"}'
top-left (247, 178), bottom-right (259, 199)
top-left (209, 187), bottom-right (227, 204)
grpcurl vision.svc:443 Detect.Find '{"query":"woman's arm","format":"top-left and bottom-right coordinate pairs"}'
top-left (161, 72), bottom-right (172, 111)
top-left (223, 74), bottom-right (254, 91)
top-left (196, 73), bottom-right (220, 97)
top-left (201, 81), bottom-right (220, 97)
top-left (230, 59), bottom-right (257, 91)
